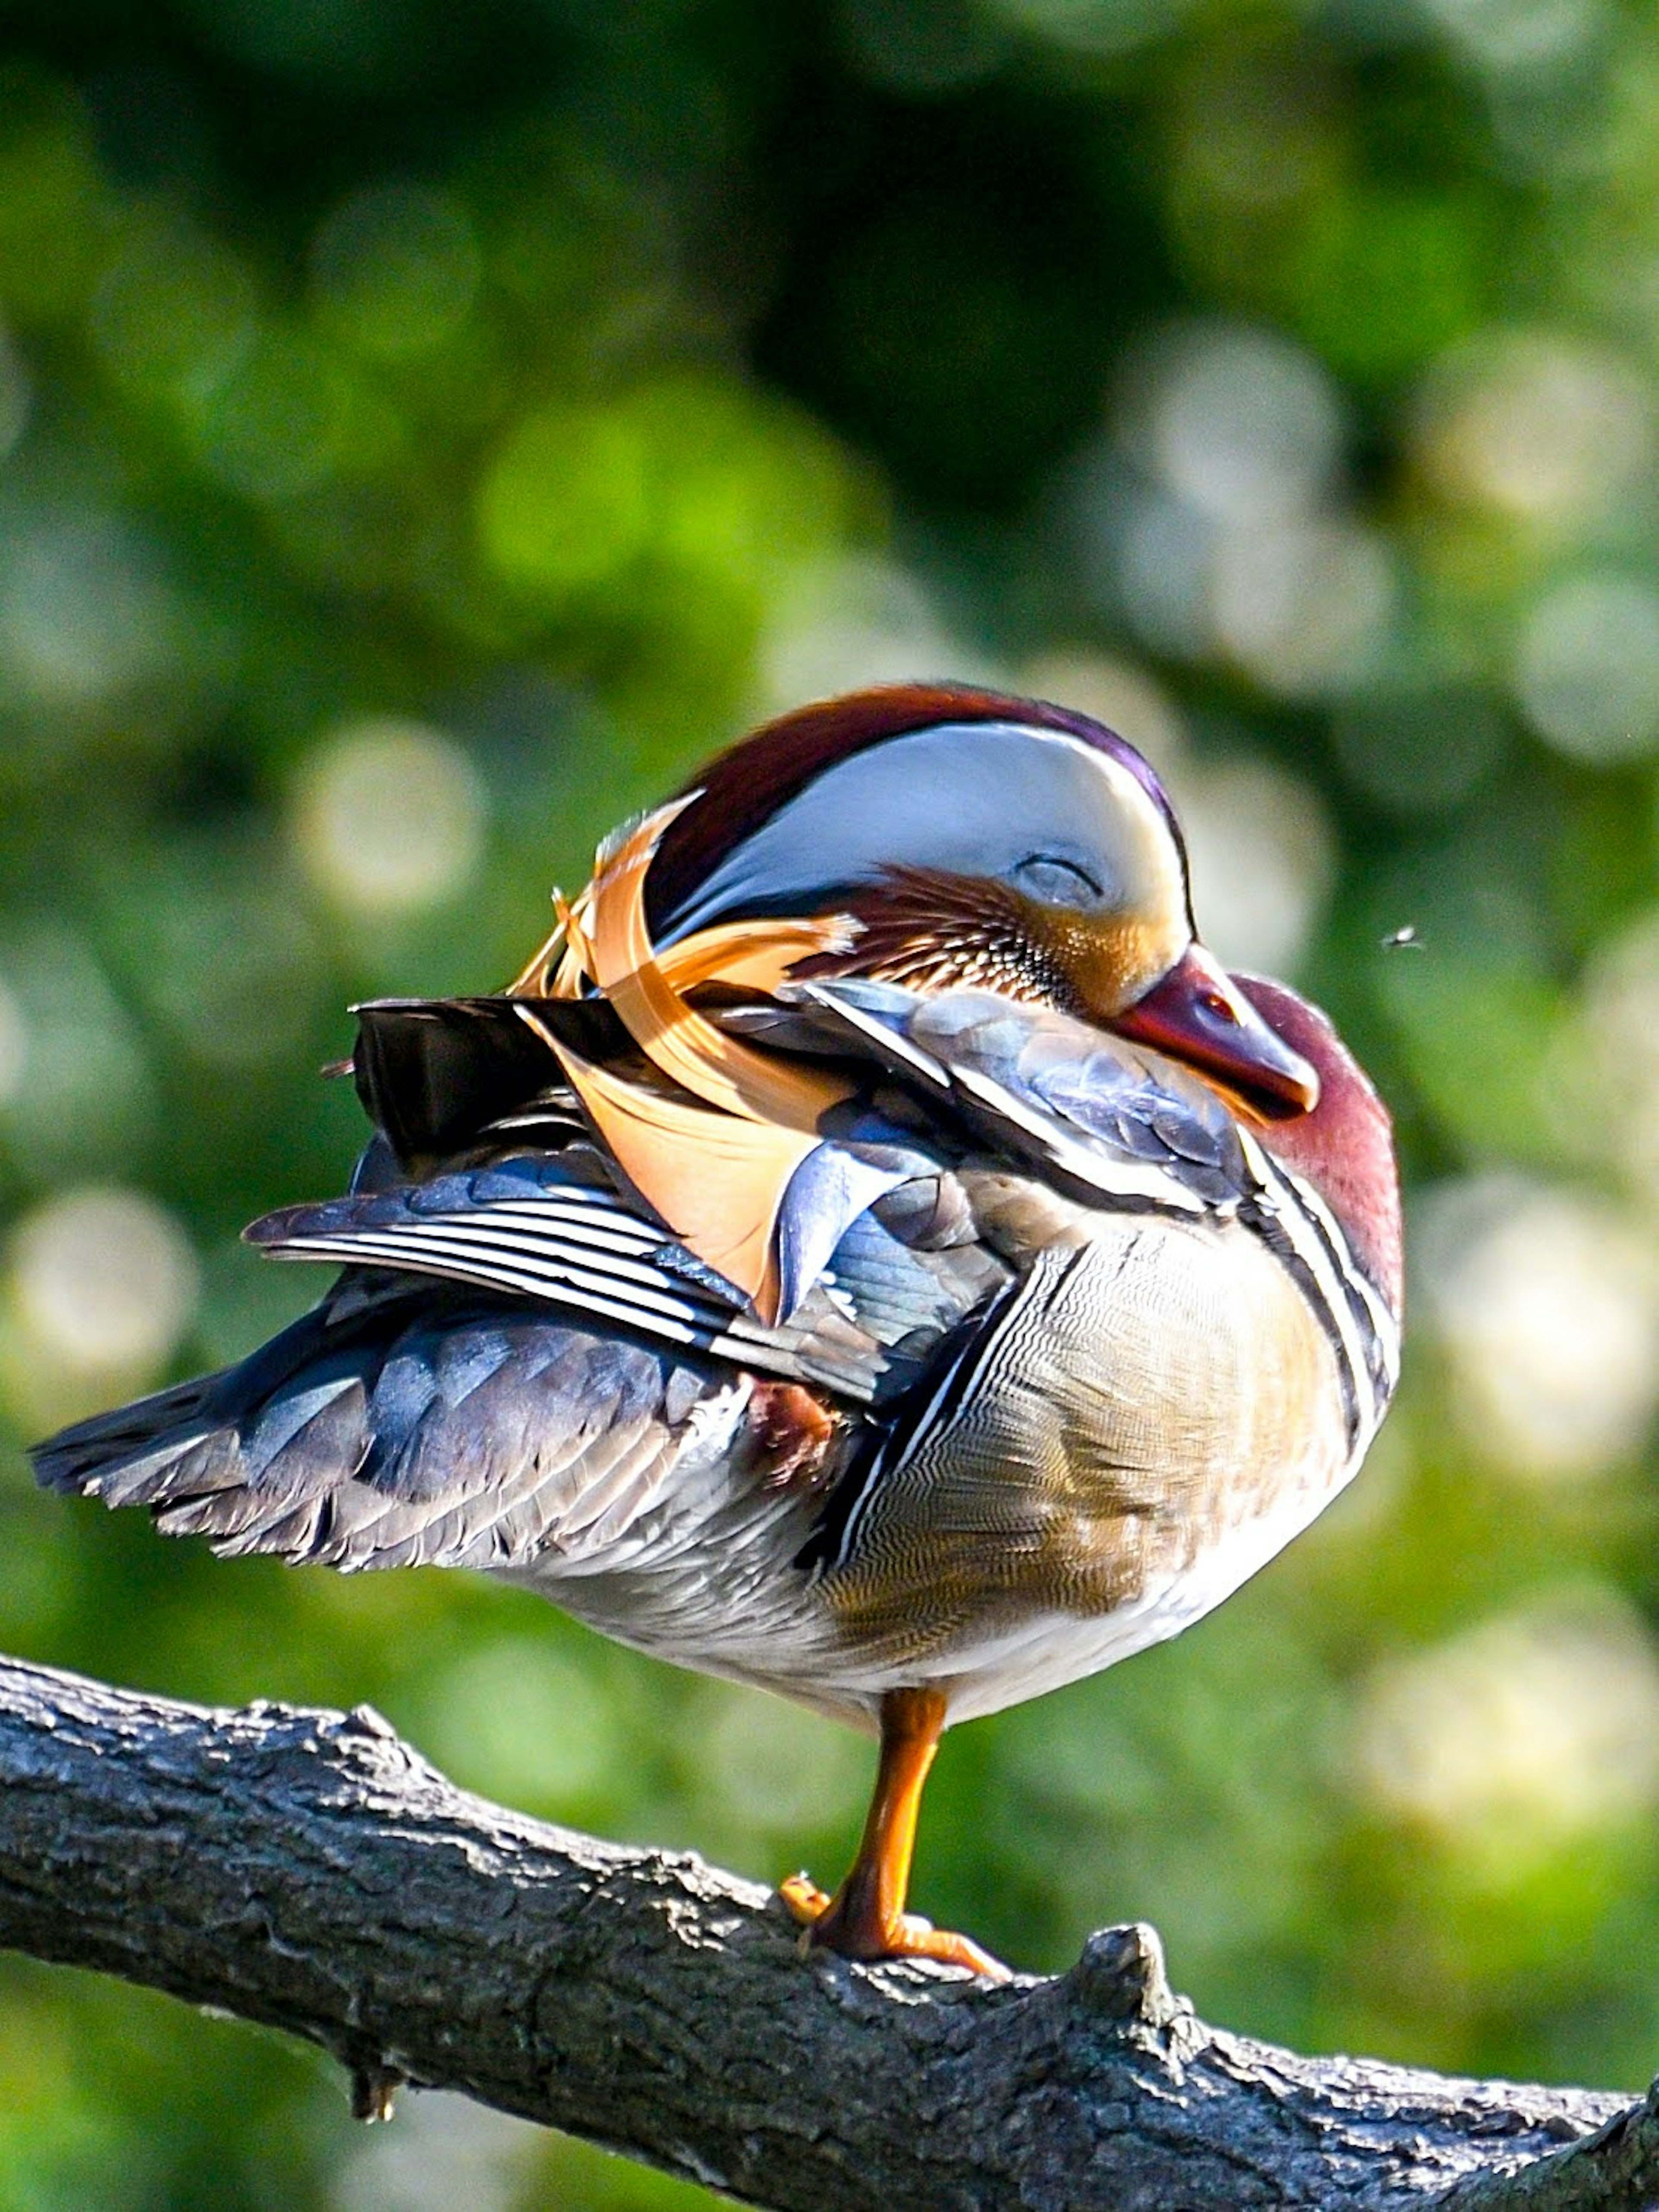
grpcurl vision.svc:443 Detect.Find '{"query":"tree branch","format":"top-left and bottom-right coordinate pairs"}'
top-left (0, 1653), bottom-right (1653, 2211)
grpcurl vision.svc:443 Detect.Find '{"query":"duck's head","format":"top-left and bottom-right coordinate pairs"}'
top-left (646, 683), bottom-right (1319, 1121)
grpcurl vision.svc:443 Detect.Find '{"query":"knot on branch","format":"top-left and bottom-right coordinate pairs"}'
top-left (235, 1695), bottom-right (436, 1803)
top-left (1062, 1922), bottom-right (1182, 2031)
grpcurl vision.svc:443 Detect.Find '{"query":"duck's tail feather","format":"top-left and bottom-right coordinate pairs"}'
top-left (29, 1305), bottom-right (357, 1532)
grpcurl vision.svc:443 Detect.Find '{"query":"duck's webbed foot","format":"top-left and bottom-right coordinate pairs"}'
top-left (780, 1869), bottom-right (1009, 1978)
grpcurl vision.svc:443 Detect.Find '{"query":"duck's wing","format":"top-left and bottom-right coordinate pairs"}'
top-left (33, 981), bottom-right (1261, 1579)
top-left (32, 1141), bottom-right (1010, 1575)
top-left (33, 1289), bottom-right (715, 1573)
top-left (243, 1148), bottom-right (1005, 1406)
top-left (296, 974), bottom-right (1259, 1356)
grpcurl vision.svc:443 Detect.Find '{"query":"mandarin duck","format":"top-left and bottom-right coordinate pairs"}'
top-left (35, 684), bottom-right (1402, 1979)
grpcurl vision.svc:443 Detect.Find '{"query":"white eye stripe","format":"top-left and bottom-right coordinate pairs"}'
top-left (659, 721), bottom-right (1188, 946)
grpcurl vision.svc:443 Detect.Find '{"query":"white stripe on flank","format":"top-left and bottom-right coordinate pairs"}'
top-left (789, 984), bottom-right (952, 1090)
top-left (1267, 1167), bottom-right (1401, 1394)
top-left (1236, 1129), bottom-right (1391, 1442)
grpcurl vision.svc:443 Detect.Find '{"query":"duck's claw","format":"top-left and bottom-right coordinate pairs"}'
top-left (779, 1868), bottom-right (833, 1951)
top-left (778, 1871), bottom-right (1010, 1980)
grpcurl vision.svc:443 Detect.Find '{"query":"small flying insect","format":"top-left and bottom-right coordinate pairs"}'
top-left (1381, 924), bottom-right (1424, 952)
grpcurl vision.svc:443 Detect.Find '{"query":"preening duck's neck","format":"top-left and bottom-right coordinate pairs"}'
top-left (1233, 974), bottom-right (1403, 1320)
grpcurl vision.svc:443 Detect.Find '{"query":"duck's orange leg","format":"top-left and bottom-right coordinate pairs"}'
top-left (780, 1687), bottom-right (1009, 1980)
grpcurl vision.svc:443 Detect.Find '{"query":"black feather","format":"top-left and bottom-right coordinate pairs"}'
top-left (351, 996), bottom-right (626, 1165)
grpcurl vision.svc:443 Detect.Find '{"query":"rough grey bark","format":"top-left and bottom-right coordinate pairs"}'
top-left (0, 1653), bottom-right (1653, 2212)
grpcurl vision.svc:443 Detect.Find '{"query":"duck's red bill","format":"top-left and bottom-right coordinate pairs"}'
top-left (1114, 945), bottom-right (1319, 1119)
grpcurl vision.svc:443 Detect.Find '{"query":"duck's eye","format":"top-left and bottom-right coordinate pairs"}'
top-left (1010, 853), bottom-right (1105, 907)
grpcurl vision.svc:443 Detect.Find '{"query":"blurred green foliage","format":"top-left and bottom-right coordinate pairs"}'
top-left (1, 0), bottom-right (1658, 2205)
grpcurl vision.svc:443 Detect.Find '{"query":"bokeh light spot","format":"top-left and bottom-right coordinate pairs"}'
top-left (192, 328), bottom-right (358, 503)
top-left (1177, 755), bottom-right (1333, 977)
top-left (1419, 1175), bottom-right (1659, 1480)
top-left (420, 1639), bottom-right (613, 1808)
top-left (1562, 909), bottom-right (1659, 1214)
top-left (5, 1186), bottom-right (198, 1423)
top-left (1113, 479), bottom-right (1215, 660)
top-left (122, 845), bottom-right (324, 1074)
top-left (760, 554), bottom-right (979, 709)
top-left (477, 403), bottom-right (651, 601)
top-left (293, 719), bottom-right (485, 917)
top-left (0, 978), bottom-right (27, 1105)
top-left (311, 181), bottom-right (480, 360)
top-left (1414, 332), bottom-right (1651, 528)
top-left (1354, 1591), bottom-right (1659, 1880)
top-left (985, 0), bottom-right (1195, 57)
top-left (336, 2092), bottom-right (538, 2212)
top-left (693, 1682), bottom-right (866, 1859)
top-left (1514, 573), bottom-right (1659, 761)
top-left (0, 504), bottom-right (182, 705)
top-left (1211, 516), bottom-right (1395, 696)
top-left (1417, 0), bottom-right (1607, 76)
top-left (0, 932), bottom-right (153, 1169)
top-left (92, 218), bottom-right (257, 398)
top-left (1131, 321), bottom-right (1344, 529)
